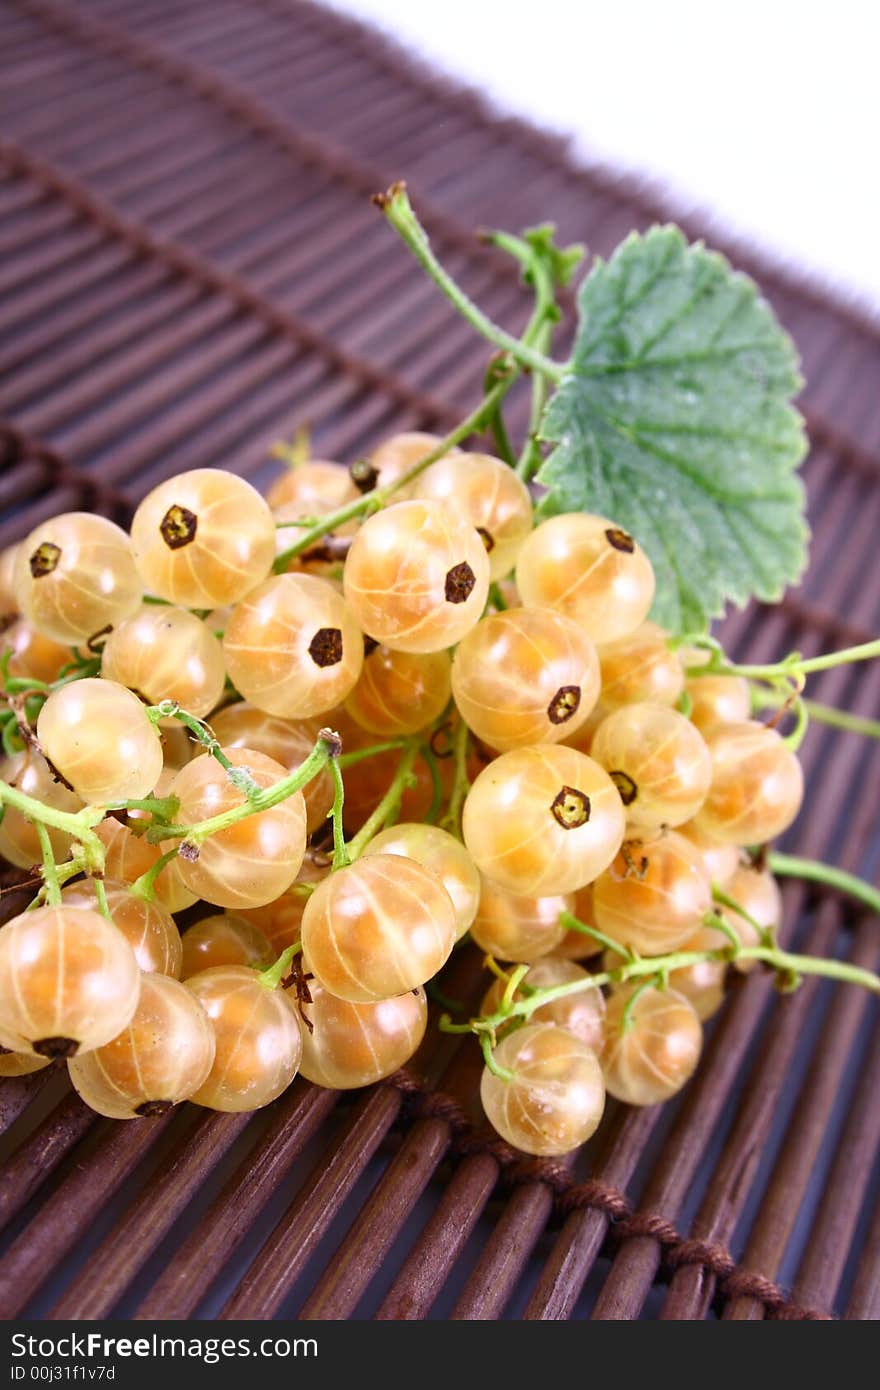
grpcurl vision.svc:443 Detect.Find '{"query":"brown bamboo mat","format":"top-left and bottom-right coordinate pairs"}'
top-left (0, 0), bottom-right (878, 1322)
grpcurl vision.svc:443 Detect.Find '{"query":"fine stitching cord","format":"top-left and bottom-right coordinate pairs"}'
top-left (386, 1068), bottom-right (832, 1320)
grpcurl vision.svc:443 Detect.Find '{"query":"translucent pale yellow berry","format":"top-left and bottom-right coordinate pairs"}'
top-left (37, 678), bottom-right (163, 804)
top-left (718, 864), bottom-right (782, 972)
top-left (592, 830), bottom-right (712, 955)
top-left (462, 744), bottom-right (625, 896)
top-left (13, 513), bottom-right (140, 645)
top-left (414, 452), bottom-right (532, 579)
top-left (695, 721), bottom-right (804, 844)
top-left (0, 751), bottom-right (82, 869)
top-left (481, 959), bottom-right (605, 1050)
top-left (267, 459), bottom-right (360, 517)
top-left (481, 1023), bottom-right (605, 1155)
top-left (301, 855), bottom-right (456, 1002)
top-left (298, 980), bottom-right (427, 1089)
top-left (180, 914), bottom-right (272, 978)
top-left (185, 966), bottom-right (303, 1111)
top-left (223, 573), bottom-right (363, 719)
top-left (516, 513), bottom-right (655, 643)
top-left (470, 879), bottom-right (571, 962)
top-left (451, 607), bottom-right (600, 751)
top-left (130, 468), bottom-right (275, 607)
top-left (591, 703), bottom-right (712, 830)
top-left (597, 622), bottom-right (684, 711)
top-left (361, 822), bottom-right (480, 939)
top-left (343, 500), bottom-right (490, 654)
top-left (68, 974), bottom-right (215, 1119)
top-left (97, 815), bottom-right (197, 914)
top-left (600, 985), bottom-right (702, 1105)
top-left (0, 906), bottom-right (141, 1058)
top-left (62, 879), bottom-right (183, 978)
top-left (101, 604), bottom-right (226, 718)
top-left (366, 432), bottom-right (458, 499)
top-left (169, 747), bottom-right (307, 909)
top-left (208, 703), bottom-right (334, 835)
top-left (345, 646), bottom-right (452, 737)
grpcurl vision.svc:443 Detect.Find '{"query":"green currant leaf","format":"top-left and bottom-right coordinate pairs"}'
top-left (535, 226), bottom-right (809, 633)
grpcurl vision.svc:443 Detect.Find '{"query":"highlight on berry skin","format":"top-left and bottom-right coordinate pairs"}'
top-left (184, 965), bottom-right (304, 1112)
top-left (462, 744), bottom-right (626, 896)
top-left (130, 468), bottom-right (276, 608)
top-left (480, 1022), bottom-right (606, 1156)
top-left (600, 985), bottom-right (703, 1106)
top-left (12, 513), bottom-right (141, 646)
top-left (62, 878), bottom-right (184, 978)
top-left (516, 513), bottom-right (655, 644)
top-left (451, 606), bottom-right (600, 752)
top-left (68, 973), bottom-right (216, 1120)
top-left (222, 573), bottom-right (364, 720)
top-left (169, 747), bottom-right (308, 910)
top-left (0, 907), bottom-right (141, 1059)
top-left (301, 854), bottom-right (457, 1002)
top-left (342, 499), bottom-right (490, 653)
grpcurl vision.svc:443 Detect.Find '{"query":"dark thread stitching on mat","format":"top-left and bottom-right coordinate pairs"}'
top-left (385, 1068), bottom-right (832, 1320)
top-left (11, 0), bottom-right (515, 287)
top-left (0, 420), bottom-right (130, 520)
top-left (0, 140), bottom-right (460, 433)
top-left (11, 0), bottom-right (880, 484)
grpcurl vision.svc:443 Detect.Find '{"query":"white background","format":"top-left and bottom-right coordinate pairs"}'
top-left (332, 0), bottom-right (880, 313)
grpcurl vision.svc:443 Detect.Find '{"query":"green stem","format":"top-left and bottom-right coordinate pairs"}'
top-left (129, 847), bottom-right (180, 902)
top-left (257, 941), bottom-right (303, 991)
top-left (710, 884), bottom-right (772, 945)
top-left (145, 703), bottom-right (259, 798)
top-left (328, 757), bottom-right (350, 871)
top-left (92, 876), bottom-right (112, 922)
top-left (516, 317), bottom-right (554, 481)
top-left (620, 975), bottom-right (656, 1033)
top-left (439, 718), bottom-right (471, 836)
top-left (420, 743), bottom-right (444, 825)
top-left (481, 1029), bottom-right (516, 1082)
top-left (695, 638), bottom-right (880, 684)
top-left (159, 736), bottom-right (335, 846)
top-left (782, 696), bottom-right (810, 752)
top-left (337, 739), bottom-right (410, 769)
top-left (501, 962), bottom-right (531, 1013)
top-left (34, 822), bottom-right (61, 907)
top-left (488, 407), bottom-right (516, 467)
top-left (345, 742), bottom-right (420, 862)
top-left (481, 358), bottom-right (516, 466)
top-left (0, 777), bottom-right (104, 845)
top-left (376, 185), bottom-right (564, 383)
top-left (487, 233), bottom-right (560, 481)
top-left (767, 852), bottom-right (880, 916)
top-left (702, 908), bottom-right (745, 950)
top-left (751, 688), bottom-right (880, 740)
top-left (104, 794), bottom-right (180, 821)
top-left (273, 374), bottom-right (516, 573)
top-left (442, 937), bottom-right (880, 1046)
top-left (558, 910), bottom-right (629, 960)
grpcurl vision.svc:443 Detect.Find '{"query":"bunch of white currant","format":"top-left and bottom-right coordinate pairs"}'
top-left (0, 436), bottom-right (800, 1155)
